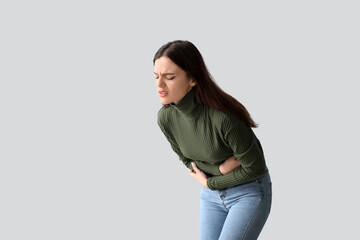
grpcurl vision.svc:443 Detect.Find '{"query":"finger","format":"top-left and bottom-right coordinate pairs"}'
top-left (192, 162), bottom-right (199, 171)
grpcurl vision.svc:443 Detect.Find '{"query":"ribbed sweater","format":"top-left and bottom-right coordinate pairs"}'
top-left (157, 87), bottom-right (267, 190)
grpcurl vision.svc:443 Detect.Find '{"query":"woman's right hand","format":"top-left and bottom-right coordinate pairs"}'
top-left (219, 156), bottom-right (241, 175)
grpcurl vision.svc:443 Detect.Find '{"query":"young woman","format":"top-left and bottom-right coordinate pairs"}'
top-left (154, 40), bottom-right (272, 240)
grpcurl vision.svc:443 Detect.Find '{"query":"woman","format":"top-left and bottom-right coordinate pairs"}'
top-left (154, 40), bottom-right (272, 240)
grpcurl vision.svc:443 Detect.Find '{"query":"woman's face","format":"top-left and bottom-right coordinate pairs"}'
top-left (154, 56), bottom-right (196, 105)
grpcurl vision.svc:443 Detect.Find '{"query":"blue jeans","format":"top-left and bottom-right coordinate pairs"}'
top-left (200, 171), bottom-right (272, 240)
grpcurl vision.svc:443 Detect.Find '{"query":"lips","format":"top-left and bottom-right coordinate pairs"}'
top-left (158, 91), bottom-right (168, 97)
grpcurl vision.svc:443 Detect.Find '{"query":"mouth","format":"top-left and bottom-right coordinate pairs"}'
top-left (158, 91), bottom-right (168, 97)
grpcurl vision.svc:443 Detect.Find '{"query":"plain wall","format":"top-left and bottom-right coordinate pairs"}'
top-left (1, 1), bottom-right (359, 239)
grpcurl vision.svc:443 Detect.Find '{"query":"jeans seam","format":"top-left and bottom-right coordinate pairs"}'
top-left (221, 200), bottom-right (229, 212)
top-left (240, 198), bottom-right (262, 240)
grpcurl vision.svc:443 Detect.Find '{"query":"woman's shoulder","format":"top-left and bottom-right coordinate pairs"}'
top-left (207, 106), bottom-right (248, 130)
top-left (157, 106), bottom-right (167, 124)
top-left (206, 107), bottom-right (253, 143)
top-left (157, 106), bottom-right (176, 126)
top-left (207, 106), bottom-right (240, 123)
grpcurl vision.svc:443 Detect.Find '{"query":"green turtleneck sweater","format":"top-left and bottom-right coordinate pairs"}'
top-left (157, 87), bottom-right (267, 190)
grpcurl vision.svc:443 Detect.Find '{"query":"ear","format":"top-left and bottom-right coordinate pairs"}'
top-left (190, 79), bottom-right (197, 87)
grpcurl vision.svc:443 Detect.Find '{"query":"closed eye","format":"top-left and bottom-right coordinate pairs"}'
top-left (154, 73), bottom-right (175, 80)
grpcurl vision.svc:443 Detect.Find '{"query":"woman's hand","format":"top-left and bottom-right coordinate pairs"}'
top-left (219, 156), bottom-right (241, 175)
top-left (189, 162), bottom-right (209, 189)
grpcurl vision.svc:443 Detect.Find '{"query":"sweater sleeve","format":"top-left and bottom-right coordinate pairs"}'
top-left (195, 161), bottom-right (222, 176)
top-left (206, 121), bottom-right (267, 190)
top-left (158, 121), bottom-right (222, 176)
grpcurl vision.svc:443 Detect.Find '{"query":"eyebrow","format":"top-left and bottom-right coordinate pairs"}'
top-left (154, 72), bottom-right (175, 75)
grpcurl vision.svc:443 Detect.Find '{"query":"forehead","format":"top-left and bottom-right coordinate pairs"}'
top-left (154, 56), bottom-right (180, 74)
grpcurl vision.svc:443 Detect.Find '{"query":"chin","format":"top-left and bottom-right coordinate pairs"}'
top-left (160, 96), bottom-right (174, 104)
top-left (160, 99), bottom-right (171, 105)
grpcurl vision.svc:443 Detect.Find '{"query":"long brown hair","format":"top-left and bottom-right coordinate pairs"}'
top-left (153, 40), bottom-right (258, 128)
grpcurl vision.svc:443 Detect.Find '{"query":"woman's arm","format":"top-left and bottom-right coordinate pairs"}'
top-left (206, 122), bottom-right (267, 190)
top-left (219, 156), bottom-right (241, 175)
top-left (194, 161), bottom-right (223, 176)
top-left (189, 162), bottom-right (209, 188)
top-left (198, 156), bottom-right (242, 176)
top-left (189, 159), bottom-right (241, 189)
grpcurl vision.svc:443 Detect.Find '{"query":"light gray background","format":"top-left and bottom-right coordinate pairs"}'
top-left (1, 1), bottom-right (359, 239)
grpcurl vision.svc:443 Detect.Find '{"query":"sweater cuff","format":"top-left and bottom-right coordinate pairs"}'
top-left (206, 178), bottom-right (215, 190)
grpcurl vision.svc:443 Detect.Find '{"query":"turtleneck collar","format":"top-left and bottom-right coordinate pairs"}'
top-left (170, 87), bottom-right (201, 119)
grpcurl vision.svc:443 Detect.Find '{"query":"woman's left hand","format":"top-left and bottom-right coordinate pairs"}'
top-left (190, 162), bottom-right (209, 189)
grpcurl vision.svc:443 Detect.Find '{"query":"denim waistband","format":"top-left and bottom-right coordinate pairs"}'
top-left (227, 169), bottom-right (271, 190)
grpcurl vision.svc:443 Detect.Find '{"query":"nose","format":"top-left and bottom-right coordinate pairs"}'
top-left (157, 76), bottom-right (166, 88)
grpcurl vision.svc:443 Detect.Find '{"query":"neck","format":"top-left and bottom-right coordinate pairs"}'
top-left (170, 87), bottom-right (201, 118)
